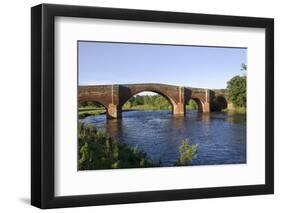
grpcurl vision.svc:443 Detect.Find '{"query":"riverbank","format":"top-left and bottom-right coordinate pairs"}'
top-left (78, 107), bottom-right (105, 118)
top-left (223, 106), bottom-right (246, 114)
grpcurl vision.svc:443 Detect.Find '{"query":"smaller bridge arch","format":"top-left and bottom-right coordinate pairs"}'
top-left (212, 95), bottom-right (228, 111)
top-left (211, 89), bottom-right (229, 111)
top-left (185, 88), bottom-right (212, 113)
top-left (187, 98), bottom-right (204, 112)
top-left (78, 97), bottom-right (109, 109)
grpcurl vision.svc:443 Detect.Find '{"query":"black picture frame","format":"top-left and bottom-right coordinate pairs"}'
top-left (31, 3), bottom-right (274, 209)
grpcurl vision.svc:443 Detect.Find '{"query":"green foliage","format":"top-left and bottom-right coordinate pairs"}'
top-left (175, 139), bottom-right (198, 166)
top-left (186, 99), bottom-right (198, 110)
top-left (78, 107), bottom-right (105, 119)
top-left (78, 122), bottom-right (155, 170)
top-left (227, 75), bottom-right (247, 108)
top-left (123, 95), bottom-right (171, 110)
top-left (79, 101), bottom-right (103, 108)
top-left (125, 95), bottom-right (199, 111)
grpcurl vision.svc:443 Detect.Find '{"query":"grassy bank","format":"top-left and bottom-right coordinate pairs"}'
top-left (79, 107), bottom-right (106, 118)
top-left (123, 104), bottom-right (171, 111)
top-left (223, 106), bottom-right (246, 114)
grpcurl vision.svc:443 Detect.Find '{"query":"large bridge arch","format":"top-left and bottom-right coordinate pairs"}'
top-left (120, 89), bottom-right (176, 113)
top-left (118, 84), bottom-right (186, 118)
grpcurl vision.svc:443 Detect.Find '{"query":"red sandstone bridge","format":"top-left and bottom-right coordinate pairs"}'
top-left (79, 83), bottom-right (229, 119)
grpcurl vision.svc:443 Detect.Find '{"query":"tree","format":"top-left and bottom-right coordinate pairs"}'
top-left (227, 75), bottom-right (246, 107)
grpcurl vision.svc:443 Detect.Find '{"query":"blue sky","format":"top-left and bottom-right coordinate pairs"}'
top-left (78, 41), bottom-right (246, 89)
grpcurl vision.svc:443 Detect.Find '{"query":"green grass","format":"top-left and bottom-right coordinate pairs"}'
top-left (123, 102), bottom-right (197, 111)
top-left (185, 105), bottom-right (197, 110)
top-left (222, 106), bottom-right (246, 114)
top-left (79, 107), bottom-right (106, 119)
top-left (123, 104), bottom-right (171, 111)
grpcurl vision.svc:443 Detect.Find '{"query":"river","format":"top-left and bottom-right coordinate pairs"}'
top-left (81, 110), bottom-right (246, 167)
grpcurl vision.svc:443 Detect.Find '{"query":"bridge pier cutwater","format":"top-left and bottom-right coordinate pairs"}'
top-left (107, 104), bottom-right (122, 119)
top-left (79, 83), bottom-right (228, 119)
top-left (203, 89), bottom-right (211, 113)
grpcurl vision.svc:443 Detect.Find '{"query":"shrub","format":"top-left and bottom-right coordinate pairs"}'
top-left (175, 139), bottom-right (198, 166)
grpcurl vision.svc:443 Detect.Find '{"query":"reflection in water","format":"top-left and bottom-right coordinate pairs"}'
top-left (105, 119), bottom-right (122, 139)
top-left (81, 110), bottom-right (246, 166)
top-left (170, 116), bottom-right (185, 130)
top-left (199, 113), bottom-right (211, 123)
top-left (226, 114), bottom-right (246, 124)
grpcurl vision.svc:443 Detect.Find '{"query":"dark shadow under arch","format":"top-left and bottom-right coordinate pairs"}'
top-left (212, 96), bottom-right (228, 111)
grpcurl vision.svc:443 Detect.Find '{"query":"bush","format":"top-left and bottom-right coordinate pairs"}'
top-left (175, 139), bottom-right (198, 166)
top-left (186, 99), bottom-right (198, 110)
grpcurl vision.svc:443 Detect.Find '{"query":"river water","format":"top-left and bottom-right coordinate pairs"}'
top-left (81, 110), bottom-right (246, 166)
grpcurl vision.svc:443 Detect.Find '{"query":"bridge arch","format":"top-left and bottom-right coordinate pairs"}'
top-left (120, 89), bottom-right (176, 110)
top-left (117, 84), bottom-right (186, 118)
top-left (211, 95), bottom-right (228, 111)
top-left (120, 90), bottom-right (176, 116)
top-left (216, 95), bottom-right (228, 110)
top-left (186, 98), bottom-right (204, 112)
top-left (79, 97), bottom-right (109, 110)
top-left (119, 86), bottom-right (185, 118)
top-left (78, 99), bottom-right (109, 118)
